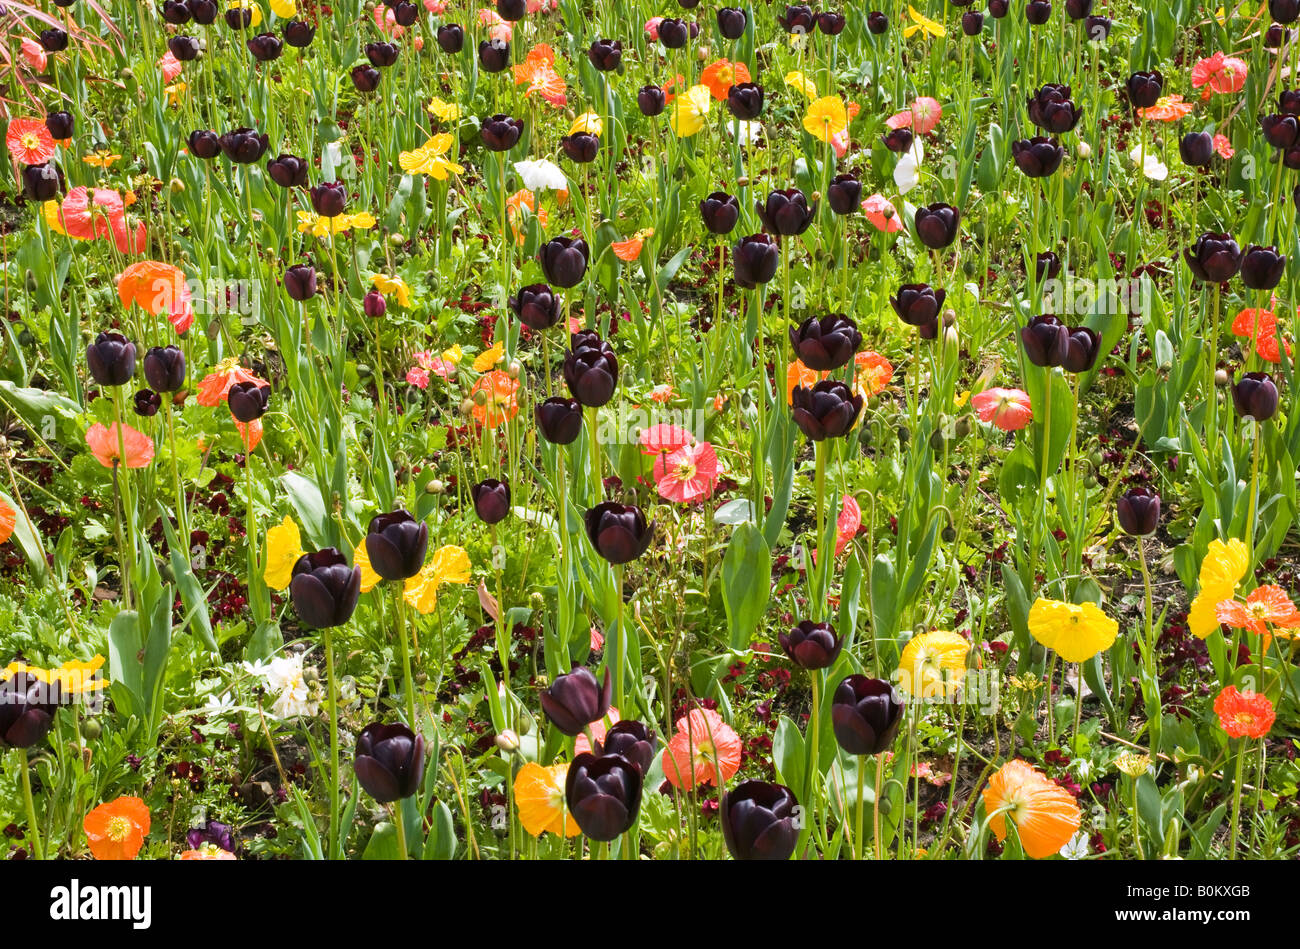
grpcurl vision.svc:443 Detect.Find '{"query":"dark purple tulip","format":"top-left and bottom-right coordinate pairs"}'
top-left (989, 0), bottom-right (1010, 16)
top-left (637, 84), bottom-right (667, 116)
top-left (364, 290), bottom-right (386, 319)
top-left (1261, 113), bottom-right (1300, 149)
top-left (882, 127), bottom-right (914, 153)
top-left (1012, 137), bottom-right (1065, 177)
top-left (44, 111), bottom-right (73, 140)
top-left (1020, 315), bottom-right (1070, 367)
top-left (776, 4), bottom-right (815, 33)
top-left (566, 752), bottom-right (642, 841)
top-left (21, 162), bottom-right (61, 201)
top-left (1126, 71), bottom-right (1163, 109)
top-left (658, 17), bottom-right (689, 48)
top-left (168, 34), bottom-right (202, 61)
top-left (1179, 132), bottom-right (1213, 167)
top-left (961, 11), bottom-right (983, 34)
top-left (1062, 326), bottom-right (1101, 373)
top-left (1271, 0), bottom-right (1300, 23)
top-left (391, 0), bottom-right (417, 26)
top-left (1036, 251), bottom-right (1062, 281)
top-left (1232, 372), bottom-right (1280, 422)
top-left (1117, 487), bottom-right (1161, 536)
top-left (223, 4), bottom-right (251, 27)
top-left (283, 19), bottom-right (316, 47)
top-left (1267, 23), bottom-right (1288, 48)
top-left (284, 264), bottom-right (317, 301)
top-left (827, 174), bottom-right (861, 215)
top-left (1084, 14), bottom-right (1111, 40)
top-left (831, 675), bottom-right (904, 755)
top-left (189, 0), bottom-right (217, 23)
top-left (790, 314), bottom-right (861, 371)
top-left (700, 192), bottom-right (741, 235)
top-left (509, 283), bottom-right (562, 330)
top-left (481, 113), bottom-right (523, 151)
top-left (218, 127), bottom-right (269, 163)
top-left (247, 32), bottom-right (282, 61)
top-left (187, 129), bottom-right (221, 160)
top-left (354, 723), bottom-right (425, 804)
top-left (791, 380), bottom-right (863, 441)
top-left (309, 181), bottom-right (347, 218)
top-left (1241, 245), bottom-right (1286, 290)
top-left (1281, 89), bottom-right (1300, 116)
top-left (471, 478), bottom-right (511, 525)
top-left (757, 188), bottom-right (816, 237)
top-left (39, 28), bottom-right (68, 51)
top-left (721, 781), bottom-right (799, 860)
top-left (779, 619), bottom-right (842, 669)
top-left (266, 153), bottom-right (309, 188)
top-left (227, 380), bottom-right (269, 422)
top-left (1027, 84), bottom-right (1081, 134)
top-left (914, 203), bottom-right (960, 249)
top-left (817, 11), bottom-right (846, 34)
top-left (560, 132), bottom-right (599, 163)
top-left (867, 10), bottom-right (888, 32)
top-left (133, 389), bottom-right (161, 418)
top-left (436, 23), bottom-right (465, 53)
top-left (584, 502), bottom-right (654, 564)
top-left (534, 398), bottom-right (583, 445)
top-left (365, 41), bottom-right (399, 67)
top-left (587, 39), bottom-right (622, 71)
top-left (1064, 0), bottom-right (1093, 17)
top-left (161, 0), bottom-right (191, 24)
top-left (727, 82), bottom-right (764, 120)
top-left (351, 64), bottom-right (381, 92)
top-left (733, 233), bottom-right (780, 287)
top-left (86, 332), bottom-right (136, 387)
top-left (541, 666), bottom-right (611, 736)
top-left (539, 236), bottom-right (589, 287)
top-left (1184, 232), bottom-right (1242, 283)
top-left (563, 330), bottom-right (618, 406)
top-left (365, 510), bottom-right (428, 581)
top-left (144, 345), bottom-right (186, 393)
top-left (289, 548), bottom-right (361, 629)
top-left (596, 720), bottom-right (656, 775)
top-left (478, 39), bottom-right (510, 71)
top-left (496, 0), bottom-right (526, 20)
top-left (718, 6), bottom-right (747, 38)
top-left (1025, 0), bottom-right (1051, 24)
top-left (0, 670), bottom-right (59, 749)
top-left (890, 283), bottom-right (945, 326)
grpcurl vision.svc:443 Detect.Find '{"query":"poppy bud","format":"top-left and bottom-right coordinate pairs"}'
top-left (831, 675), bottom-right (904, 755)
top-left (496, 0), bottom-right (526, 20)
top-left (596, 721), bottom-right (656, 775)
top-left (509, 283), bottom-right (562, 330)
top-left (247, 32), bottom-right (282, 61)
top-left (776, 4), bottom-right (815, 33)
top-left (566, 752), bottom-right (642, 841)
top-left (363, 289), bottom-right (386, 319)
top-left (817, 11), bottom-right (846, 34)
top-left (144, 345), bottom-right (186, 393)
top-left (790, 314), bottom-right (861, 371)
top-left (867, 10), bottom-right (888, 32)
top-left (1025, 0), bottom-right (1051, 24)
top-left (584, 501), bottom-right (654, 564)
top-left (989, 0), bottom-right (1010, 16)
top-left (637, 84), bottom-right (667, 116)
top-left (721, 781), bottom-right (799, 861)
top-left (227, 380), bottom-right (270, 423)
top-left (1126, 71), bottom-right (1163, 109)
top-left (189, 0), bottom-right (217, 23)
top-left (882, 127), bottom-right (914, 152)
top-left (727, 82), bottom-right (764, 120)
top-left (1179, 131), bottom-right (1213, 167)
top-left (779, 619), bottom-right (843, 669)
top-left (161, 0), bottom-right (191, 24)
top-left (717, 6), bottom-right (747, 38)
top-left (365, 510), bottom-right (428, 581)
top-left (1020, 315), bottom-right (1070, 367)
top-left (1184, 232), bottom-right (1242, 283)
top-left (733, 233), bottom-right (780, 287)
top-left (890, 283), bottom-right (946, 326)
top-left (1084, 14), bottom-right (1110, 40)
top-left (187, 129), bottom-right (221, 160)
top-left (1065, 0), bottom-right (1092, 16)
top-left (757, 187), bottom-right (816, 237)
top-left (1241, 244), bottom-right (1287, 290)
top-left (791, 379), bottom-right (863, 440)
top-left (700, 191), bottom-right (741, 234)
top-left (86, 331), bottom-right (136, 387)
top-left (284, 264), bottom-right (317, 301)
top-left (563, 331), bottom-right (618, 406)
top-left (1232, 371), bottom-right (1280, 422)
top-left (914, 202), bottom-right (960, 249)
top-left (21, 162), bottom-right (61, 201)
top-left (1062, 326), bottom-right (1101, 373)
top-left (1027, 84), bottom-right (1081, 134)
top-left (535, 396), bottom-right (584, 444)
top-left (481, 113), bottom-right (523, 152)
top-left (283, 19), bottom-right (316, 47)
top-left (168, 34), bottom-right (202, 61)
top-left (1116, 487), bottom-right (1161, 537)
top-left (1036, 251), bottom-right (1062, 281)
top-left (1272, 0), bottom-right (1300, 23)
top-left (541, 666), bottom-right (611, 736)
top-left (39, 27), bottom-right (68, 51)
top-left (471, 478), bottom-right (511, 525)
top-left (218, 127), bottom-right (269, 164)
top-left (827, 174), bottom-right (861, 215)
top-left (961, 11), bottom-right (983, 33)
top-left (133, 388), bottom-right (161, 418)
top-left (45, 110), bottom-right (74, 140)
top-left (391, 0), bottom-right (417, 26)
top-left (365, 41), bottom-right (399, 68)
top-left (309, 181), bottom-right (347, 218)
top-left (560, 132), bottom-right (599, 163)
top-left (1012, 136), bottom-right (1065, 177)
top-left (0, 670), bottom-right (60, 749)
top-left (1261, 113), bottom-right (1300, 149)
top-left (354, 723), bottom-right (426, 804)
top-left (587, 38), bottom-right (622, 71)
top-left (538, 235), bottom-right (589, 287)
top-left (351, 64), bottom-right (381, 92)
top-left (658, 17), bottom-right (689, 48)
top-left (289, 548), bottom-right (361, 629)
top-left (437, 23), bottom-right (465, 54)
top-left (266, 153), bottom-right (309, 188)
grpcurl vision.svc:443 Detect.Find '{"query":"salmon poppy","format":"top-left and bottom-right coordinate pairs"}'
top-left (639, 422), bottom-right (694, 456)
top-left (0, 497), bottom-right (15, 544)
top-left (235, 417), bottom-right (263, 452)
top-left (196, 359), bottom-right (266, 407)
top-left (505, 189), bottom-right (547, 244)
top-left (470, 370), bottom-right (520, 428)
top-left (21, 38), bottom-right (48, 72)
top-left (612, 228), bottom-right (653, 262)
top-left (662, 708), bottom-right (742, 790)
top-left (653, 441), bottom-right (720, 503)
top-left (861, 194), bottom-right (903, 233)
top-left (1191, 52), bottom-right (1247, 98)
top-left (514, 762), bottom-right (581, 838)
top-left (971, 387), bottom-right (1033, 431)
top-left (85, 423), bottom-right (155, 469)
top-left (886, 96), bottom-right (942, 136)
top-left (982, 760), bottom-right (1081, 859)
top-left (1213, 134), bottom-right (1234, 159)
top-left (834, 493), bottom-right (861, 556)
top-left (573, 706), bottom-right (621, 755)
top-left (1214, 686), bottom-right (1275, 739)
top-left (1216, 584), bottom-right (1300, 638)
top-left (117, 260), bottom-right (193, 334)
top-left (854, 350), bottom-right (893, 398)
top-left (6, 118), bottom-right (56, 166)
top-left (700, 58), bottom-right (751, 101)
top-left (1138, 94), bottom-right (1194, 122)
top-left (158, 50), bottom-right (184, 82)
top-left (45, 187), bottom-right (143, 256)
top-left (84, 796), bottom-right (151, 860)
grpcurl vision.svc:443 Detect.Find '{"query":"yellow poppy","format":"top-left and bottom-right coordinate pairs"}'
top-left (1187, 538), bottom-right (1249, 639)
top-left (295, 211), bottom-right (377, 238)
top-left (802, 96), bottom-right (848, 143)
top-left (164, 82), bottom-right (187, 108)
top-left (403, 545), bottom-right (471, 614)
top-left (3, 655), bottom-right (106, 694)
top-left (1027, 598), bottom-right (1118, 663)
top-left (903, 5), bottom-right (945, 38)
top-left (269, 0), bottom-right (295, 17)
top-left (371, 273), bottom-right (411, 308)
top-left (427, 98), bottom-right (462, 123)
top-left (83, 151), bottom-right (121, 169)
top-left (783, 71), bottom-right (818, 99)
top-left (442, 344), bottom-right (463, 365)
top-left (264, 516), bottom-right (305, 591)
top-left (351, 540), bottom-right (383, 594)
top-left (669, 85), bottom-right (712, 138)
top-left (514, 762), bottom-right (580, 837)
top-left (473, 342), bottom-right (504, 372)
top-left (897, 630), bottom-right (969, 699)
top-left (569, 112), bottom-right (603, 137)
top-left (398, 138), bottom-right (464, 180)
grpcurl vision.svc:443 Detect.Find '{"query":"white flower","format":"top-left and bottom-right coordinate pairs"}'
top-left (1059, 831), bottom-right (1090, 860)
top-left (1128, 143), bottom-right (1167, 181)
top-left (247, 654), bottom-right (319, 720)
top-left (894, 137), bottom-right (925, 194)
top-left (727, 119), bottom-right (763, 146)
top-left (513, 158), bottom-right (567, 192)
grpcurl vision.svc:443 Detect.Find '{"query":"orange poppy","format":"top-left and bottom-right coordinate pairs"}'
top-left (179, 845), bottom-right (237, 860)
top-left (1138, 94), bottom-right (1194, 122)
top-left (85, 423), bottom-right (155, 469)
top-left (1216, 584), bottom-right (1300, 638)
top-left (611, 228), bottom-right (653, 262)
top-left (1214, 686), bottom-right (1275, 739)
top-left (981, 759), bottom-right (1081, 858)
top-left (196, 360), bottom-right (267, 407)
top-left (514, 762), bottom-right (581, 838)
top-left (84, 796), bottom-right (151, 860)
top-left (0, 497), bottom-right (14, 544)
top-left (118, 260), bottom-right (193, 334)
top-left (471, 370), bottom-right (520, 428)
top-left (5, 117), bottom-right (56, 166)
top-left (662, 708), bottom-right (742, 790)
top-left (514, 45), bottom-right (566, 107)
top-left (661, 73), bottom-right (687, 103)
top-left (235, 417), bottom-right (263, 452)
top-left (1231, 307), bottom-right (1291, 364)
top-left (786, 358), bottom-right (823, 404)
top-left (855, 351), bottom-right (893, 398)
top-left (505, 189), bottom-right (547, 244)
top-left (700, 59), bottom-right (751, 101)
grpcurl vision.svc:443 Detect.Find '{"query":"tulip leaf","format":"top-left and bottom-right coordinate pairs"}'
top-left (721, 521), bottom-right (771, 651)
top-left (362, 822), bottom-right (402, 861)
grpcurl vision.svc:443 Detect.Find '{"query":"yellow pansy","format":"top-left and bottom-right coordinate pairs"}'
top-left (227, 0), bottom-right (262, 28)
top-left (403, 545), bottom-right (471, 614)
top-left (903, 5), bottom-right (945, 38)
top-left (669, 84), bottom-right (712, 138)
top-left (263, 516), bottom-right (304, 591)
top-left (569, 112), bottom-right (603, 137)
top-left (1027, 598), bottom-right (1119, 663)
top-left (371, 273), bottom-right (412, 307)
top-left (473, 342), bottom-right (504, 372)
top-left (783, 71), bottom-right (818, 99)
top-left (897, 630), bottom-right (969, 699)
top-left (351, 539), bottom-right (383, 594)
top-left (427, 98), bottom-right (462, 123)
top-left (802, 95), bottom-right (848, 143)
top-left (269, 0), bottom-right (295, 17)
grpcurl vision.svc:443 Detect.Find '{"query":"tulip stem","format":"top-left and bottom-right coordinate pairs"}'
top-left (18, 749), bottom-right (43, 860)
top-left (853, 753), bottom-right (865, 861)
top-left (395, 584), bottom-right (416, 728)
top-left (804, 671), bottom-right (822, 854)
top-left (1246, 422), bottom-right (1261, 570)
top-left (324, 627), bottom-right (342, 859)
top-left (613, 562), bottom-right (626, 714)
top-left (813, 439), bottom-right (827, 614)
top-left (1137, 539), bottom-right (1159, 758)
top-left (588, 405), bottom-right (602, 504)
top-left (110, 388), bottom-right (137, 609)
top-left (392, 804), bottom-right (408, 860)
top-left (873, 752), bottom-right (883, 861)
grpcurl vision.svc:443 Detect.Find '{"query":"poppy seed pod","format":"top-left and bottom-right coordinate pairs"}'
top-left (560, 132), bottom-right (600, 163)
top-left (817, 10), bottom-right (846, 34)
top-left (481, 113), bottom-right (524, 151)
top-left (1126, 71), bottom-right (1164, 109)
top-left (831, 675), bottom-right (904, 755)
top-left (187, 129), bottom-right (221, 160)
top-left (587, 38), bottom-right (622, 71)
top-left (535, 396), bottom-right (584, 444)
top-left (1084, 14), bottom-right (1111, 40)
top-left (989, 0), bottom-right (1010, 16)
top-left (86, 332), bottom-right (136, 387)
top-left (39, 27), bottom-right (68, 51)
top-left (496, 0), bottom-right (526, 20)
top-left (365, 510), bottom-right (428, 581)
top-left (1027, 84), bottom-right (1081, 134)
top-left (283, 264), bottom-right (317, 301)
top-left (45, 110), bottom-right (74, 140)
top-left (168, 34), bottom-right (202, 61)
top-left (566, 752), bottom-right (643, 841)
top-left (717, 6), bottom-right (747, 38)
top-left (1241, 245), bottom-right (1287, 290)
top-left (391, 0), bottom-right (417, 26)
top-left (1012, 137), bottom-right (1065, 177)
top-left (266, 153), bottom-right (309, 188)
top-left (790, 314), bottom-right (862, 371)
top-left (563, 330), bottom-right (618, 406)
top-left (637, 84), bottom-right (667, 116)
top-left (700, 191), bottom-right (741, 234)
top-left (144, 345), bottom-right (186, 393)
top-left (658, 17), bottom-right (689, 48)
top-left (757, 188), bottom-right (817, 237)
top-left (538, 236), bottom-right (589, 287)
top-left (1020, 315), bottom-right (1070, 367)
top-left (353, 723), bottom-right (425, 804)
top-left (827, 174), bottom-right (861, 215)
top-left (867, 10), bottom-right (888, 32)
top-left (733, 233), bottom-right (780, 287)
top-left (509, 283), bottom-right (562, 331)
top-left (1036, 251), bottom-right (1062, 281)
top-left (0, 670), bottom-right (60, 750)
top-left (365, 41), bottom-right (399, 67)
top-left (1064, 0), bottom-right (1093, 17)
top-left (161, 0), bottom-right (191, 23)
top-left (351, 64), bottom-right (381, 92)
top-left (189, 0), bottom-right (217, 23)
top-left (1179, 131), bottom-right (1213, 167)
top-left (914, 202), bottom-right (960, 249)
top-left (1261, 113), bottom-right (1300, 149)
top-left (133, 389), bottom-right (161, 418)
top-left (776, 4), bottom-right (815, 33)
top-left (721, 781), bottom-right (799, 861)
top-left (21, 162), bottom-right (61, 201)
top-left (727, 82), bottom-right (765, 120)
top-left (882, 126), bottom-right (914, 152)
top-left (223, 5), bottom-right (251, 27)
top-left (471, 478), bottom-right (511, 525)
top-left (1062, 326), bottom-right (1101, 373)
top-left (363, 289), bottom-right (386, 319)
top-left (1117, 487), bottom-right (1161, 537)
top-left (1272, 0), bottom-right (1300, 23)
top-left (791, 379), bottom-right (864, 441)
top-left (218, 127), bottom-right (269, 163)
top-left (1025, 0), bottom-right (1052, 24)
top-left (597, 721), bottom-right (656, 775)
top-left (890, 283), bottom-right (946, 326)
top-left (247, 32), bottom-right (282, 61)
top-left (437, 23), bottom-right (465, 53)
top-left (227, 380), bottom-right (270, 423)
top-left (961, 11), bottom-right (983, 34)
top-left (1184, 232), bottom-right (1242, 283)
top-left (289, 548), bottom-right (361, 629)
top-left (283, 19), bottom-right (316, 47)
top-left (309, 181), bottom-right (348, 218)
top-left (584, 501), bottom-right (654, 564)
top-left (779, 619), bottom-right (843, 669)
top-left (1232, 372), bottom-right (1280, 422)
top-left (540, 666), bottom-right (611, 736)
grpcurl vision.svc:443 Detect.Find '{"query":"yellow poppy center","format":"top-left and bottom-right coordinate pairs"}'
top-left (673, 459), bottom-right (697, 481)
top-left (106, 816), bottom-right (132, 842)
top-left (1233, 712), bottom-right (1256, 728)
top-left (21, 132), bottom-right (40, 149)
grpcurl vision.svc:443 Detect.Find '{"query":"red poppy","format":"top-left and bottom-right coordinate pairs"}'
top-left (6, 118), bottom-right (56, 166)
top-left (1214, 686), bottom-right (1275, 739)
top-left (85, 423), bottom-right (155, 469)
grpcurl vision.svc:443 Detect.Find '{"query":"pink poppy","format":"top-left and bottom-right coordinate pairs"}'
top-left (830, 128), bottom-right (851, 158)
top-left (423, 0), bottom-right (448, 11)
top-left (644, 16), bottom-right (663, 40)
top-left (663, 708), bottom-right (742, 790)
top-left (157, 51), bottom-right (183, 82)
top-left (574, 706), bottom-right (621, 756)
top-left (1213, 134), bottom-right (1235, 159)
top-left (21, 39), bottom-right (48, 72)
top-left (887, 96), bottom-right (942, 136)
top-left (527, 0), bottom-right (556, 10)
top-left (406, 367), bottom-right (430, 389)
top-left (972, 387), bottom-right (1033, 431)
top-left (589, 626), bottom-right (604, 652)
top-left (861, 194), bottom-right (902, 233)
top-left (835, 494), bottom-right (861, 556)
top-left (50, 187), bottom-right (127, 240)
top-left (639, 422), bottom-right (694, 456)
top-left (653, 441), bottom-right (719, 503)
top-left (85, 423), bottom-right (155, 469)
top-left (1191, 52), bottom-right (1247, 97)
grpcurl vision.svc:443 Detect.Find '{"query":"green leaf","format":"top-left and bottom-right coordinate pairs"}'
top-left (721, 521), bottom-right (771, 650)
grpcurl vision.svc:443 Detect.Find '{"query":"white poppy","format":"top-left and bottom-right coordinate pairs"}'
top-left (513, 158), bottom-right (568, 192)
top-left (1128, 142), bottom-right (1167, 181)
top-left (894, 137), bottom-right (925, 194)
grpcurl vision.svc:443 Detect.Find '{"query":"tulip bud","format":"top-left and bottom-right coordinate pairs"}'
top-left (720, 781), bottom-right (799, 860)
top-left (1117, 487), bottom-right (1161, 536)
top-left (597, 720), bottom-right (657, 774)
top-left (727, 82), bottom-right (764, 120)
top-left (826, 174), bottom-right (861, 215)
top-left (1084, 14), bottom-right (1111, 40)
top-left (791, 380), bottom-right (863, 440)
top-left (354, 722), bottom-right (425, 803)
top-left (1272, 0), bottom-right (1300, 23)
top-left (757, 188), bottom-right (816, 237)
top-left (780, 619), bottom-right (843, 669)
top-left (1012, 136), bottom-right (1065, 177)
top-left (1126, 71), bottom-right (1164, 109)
top-left (161, 0), bottom-right (191, 23)
top-left (365, 40), bottom-right (399, 67)
top-left (891, 283), bottom-right (946, 326)
top-left (587, 38), bottom-right (622, 71)
top-left (1020, 315), bottom-right (1070, 367)
top-left (867, 10), bottom-right (888, 32)
top-left (364, 289), bottom-right (387, 318)
top-left (21, 162), bottom-right (61, 201)
top-left (584, 501), bottom-right (654, 564)
top-left (351, 64), bottom-right (381, 92)
top-left (962, 10), bottom-right (983, 33)
top-left (364, 510), bottom-right (428, 581)
top-left (1062, 326), bottom-right (1101, 373)
top-left (1240, 244), bottom-right (1286, 290)
top-left (218, 127), bottom-right (269, 164)
top-left (560, 132), bottom-right (600, 163)
top-left (831, 675), bottom-right (904, 755)
top-left (309, 182), bottom-right (348, 218)
top-left (658, 17), bottom-right (689, 48)
top-left (133, 388), bottom-right (161, 418)
top-left (44, 110), bottom-right (74, 140)
top-left (1025, 0), bottom-right (1051, 24)
top-left (914, 202), bottom-right (960, 249)
top-left (247, 32), bottom-right (283, 61)
top-left (1179, 131), bottom-right (1213, 168)
top-left (39, 27), bottom-right (69, 51)
top-left (1184, 232), bottom-right (1242, 283)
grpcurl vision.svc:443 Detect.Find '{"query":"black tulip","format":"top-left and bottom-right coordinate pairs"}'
top-left (1268, 24), bottom-right (1290, 49)
top-left (284, 264), bottom-right (317, 301)
top-left (831, 675), bottom-right (904, 755)
top-left (1036, 251), bottom-right (1062, 281)
top-left (1232, 372), bottom-right (1280, 422)
top-left (283, 20), bottom-right (316, 47)
top-left (266, 153), bottom-right (309, 188)
top-left (721, 781), bottom-right (799, 860)
top-left (1027, 84), bottom-right (1081, 134)
top-left (776, 4), bottom-right (815, 33)
top-left (144, 345), bottom-right (186, 393)
top-left (1012, 136), bottom-right (1065, 177)
top-left (1184, 232), bottom-right (1242, 283)
top-left (541, 666), bottom-right (611, 736)
top-left (168, 34), bottom-right (202, 61)
top-left (717, 6), bottom-right (747, 38)
top-left (882, 127), bottom-right (914, 152)
top-left (700, 192), bottom-right (740, 235)
top-left (351, 64), bottom-right (381, 92)
top-left (247, 32), bottom-right (282, 61)
top-left (817, 11), bottom-right (846, 34)
top-left (0, 670), bottom-right (59, 750)
top-left (1179, 131), bottom-right (1213, 167)
top-left (218, 127), bottom-right (269, 163)
top-left (1116, 487), bottom-right (1161, 537)
top-left (596, 721), bottom-right (656, 774)
top-left (827, 174), bottom-right (861, 215)
top-left (791, 379), bottom-right (863, 441)
top-left (1280, 89), bottom-right (1300, 116)
top-left (437, 23), bottom-right (465, 53)
top-left (223, 5), bottom-right (251, 28)
top-left (1064, 0), bottom-right (1092, 17)
top-left (733, 233), bottom-right (780, 287)
top-left (584, 501), bottom-right (654, 564)
top-left (189, 0), bottom-right (217, 23)
top-left (587, 39), bottom-right (622, 71)
top-left (961, 11), bottom-right (983, 34)
top-left (538, 236), bottom-right (589, 287)
top-left (867, 10), bottom-right (888, 32)
top-left (890, 283), bottom-right (946, 326)
top-left (1261, 113), bottom-right (1300, 149)
top-left (391, 0), bottom-right (417, 26)
top-left (1062, 326), bottom-right (1101, 373)
top-left (496, 0), bottom-right (526, 20)
top-left (560, 132), bottom-right (600, 163)
top-left (658, 17), bottom-right (689, 48)
top-left (563, 330), bottom-right (618, 406)
top-left (21, 162), bottom-right (61, 201)
top-left (470, 478), bottom-right (511, 525)
top-left (509, 283), bottom-right (562, 330)
top-left (1084, 14), bottom-right (1111, 40)
top-left (39, 28), bottom-right (68, 51)
top-left (914, 202), bottom-right (960, 249)
top-left (535, 396), bottom-right (584, 444)
top-left (989, 0), bottom-right (1010, 16)
top-left (309, 181), bottom-right (347, 218)
top-left (289, 548), bottom-right (361, 629)
top-left (365, 510), bottom-right (428, 581)
top-left (789, 314), bottom-right (861, 371)
top-left (1241, 245), bottom-right (1286, 290)
top-left (757, 188), bottom-right (816, 237)
top-left (727, 82), bottom-right (764, 120)
top-left (1025, 0), bottom-right (1051, 24)
top-left (354, 723), bottom-right (425, 803)
top-left (637, 84), bottom-right (667, 116)
top-left (1126, 71), bottom-right (1164, 109)
top-left (227, 380), bottom-right (269, 422)
top-left (1272, 0), bottom-right (1300, 23)
top-left (45, 110), bottom-right (74, 140)
top-left (365, 41), bottom-right (399, 67)
top-left (364, 290), bottom-right (386, 319)
top-left (161, 0), bottom-right (191, 24)
top-left (779, 619), bottom-right (843, 669)
top-left (481, 113), bottom-right (523, 151)
top-left (1021, 315), bottom-right (1071, 367)
top-left (187, 129), bottom-right (221, 159)
top-left (133, 389), bottom-right (161, 418)
top-left (566, 752), bottom-right (642, 841)
top-left (86, 332), bottom-right (136, 386)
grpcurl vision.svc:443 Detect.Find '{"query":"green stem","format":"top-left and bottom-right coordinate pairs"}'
top-left (19, 749), bottom-right (42, 860)
top-left (324, 627), bottom-right (341, 859)
top-left (854, 753), bottom-right (866, 861)
top-left (395, 585), bottom-right (416, 727)
top-left (1228, 741), bottom-right (1245, 860)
